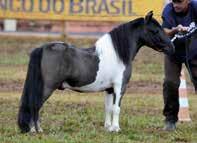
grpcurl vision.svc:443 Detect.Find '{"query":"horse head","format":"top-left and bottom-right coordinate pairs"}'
top-left (142, 11), bottom-right (175, 55)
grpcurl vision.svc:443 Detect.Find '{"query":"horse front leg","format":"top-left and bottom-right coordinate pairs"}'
top-left (109, 68), bottom-right (131, 132)
top-left (109, 82), bottom-right (128, 132)
top-left (107, 83), bottom-right (124, 132)
top-left (107, 66), bottom-right (131, 132)
top-left (104, 88), bottom-right (114, 130)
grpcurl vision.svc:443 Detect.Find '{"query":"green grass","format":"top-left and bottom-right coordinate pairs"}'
top-left (0, 65), bottom-right (27, 81)
top-left (0, 92), bottom-right (197, 143)
top-left (0, 52), bottom-right (29, 65)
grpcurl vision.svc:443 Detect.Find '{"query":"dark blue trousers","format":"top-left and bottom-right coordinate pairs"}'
top-left (163, 54), bottom-right (197, 123)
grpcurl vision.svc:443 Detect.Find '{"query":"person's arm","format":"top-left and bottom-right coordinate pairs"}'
top-left (163, 24), bottom-right (189, 36)
top-left (163, 27), bottom-right (178, 36)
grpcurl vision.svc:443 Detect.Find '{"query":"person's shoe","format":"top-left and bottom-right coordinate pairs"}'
top-left (163, 121), bottom-right (176, 131)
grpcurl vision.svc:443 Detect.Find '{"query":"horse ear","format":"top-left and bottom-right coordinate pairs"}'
top-left (145, 11), bottom-right (153, 23)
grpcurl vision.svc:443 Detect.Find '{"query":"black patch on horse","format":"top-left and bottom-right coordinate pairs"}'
top-left (110, 18), bottom-right (144, 65)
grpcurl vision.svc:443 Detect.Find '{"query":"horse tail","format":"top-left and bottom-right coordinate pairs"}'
top-left (18, 47), bottom-right (43, 133)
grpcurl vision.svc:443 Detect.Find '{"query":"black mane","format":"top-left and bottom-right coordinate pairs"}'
top-left (109, 18), bottom-right (144, 65)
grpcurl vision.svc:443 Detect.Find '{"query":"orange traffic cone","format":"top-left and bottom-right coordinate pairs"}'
top-left (178, 69), bottom-right (191, 122)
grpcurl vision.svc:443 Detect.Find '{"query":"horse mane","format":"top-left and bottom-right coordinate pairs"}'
top-left (109, 18), bottom-right (144, 65)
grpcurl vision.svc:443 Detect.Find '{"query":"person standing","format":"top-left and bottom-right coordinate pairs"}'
top-left (161, 0), bottom-right (197, 131)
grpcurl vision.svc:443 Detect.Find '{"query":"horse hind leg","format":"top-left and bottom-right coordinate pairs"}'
top-left (30, 86), bottom-right (54, 133)
top-left (29, 119), bottom-right (36, 133)
top-left (35, 119), bottom-right (43, 133)
top-left (29, 118), bottom-right (43, 133)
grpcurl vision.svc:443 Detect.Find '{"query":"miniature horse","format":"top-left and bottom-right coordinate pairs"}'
top-left (18, 11), bottom-right (174, 133)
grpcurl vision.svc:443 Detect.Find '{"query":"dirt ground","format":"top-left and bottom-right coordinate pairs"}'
top-left (0, 79), bottom-right (195, 95)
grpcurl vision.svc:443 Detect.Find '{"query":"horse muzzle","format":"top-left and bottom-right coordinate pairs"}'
top-left (163, 42), bottom-right (175, 56)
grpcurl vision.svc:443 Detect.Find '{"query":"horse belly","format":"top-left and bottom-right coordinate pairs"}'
top-left (62, 76), bottom-right (112, 92)
top-left (79, 78), bottom-right (112, 91)
top-left (76, 60), bottom-right (123, 92)
top-left (63, 62), bottom-right (124, 92)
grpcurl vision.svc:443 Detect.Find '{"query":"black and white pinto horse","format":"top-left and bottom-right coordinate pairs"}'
top-left (18, 11), bottom-right (174, 133)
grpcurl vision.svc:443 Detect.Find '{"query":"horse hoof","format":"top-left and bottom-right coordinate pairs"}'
top-left (104, 123), bottom-right (111, 130)
top-left (30, 127), bottom-right (36, 133)
top-left (37, 128), bottom-right (43, 133)
top-left (108, 126), bottom-right (121, 132)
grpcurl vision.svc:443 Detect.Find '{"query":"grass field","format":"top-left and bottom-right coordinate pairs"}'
top-left (0, 92), bottom-right (197, 143)
top-left (0, 36), bottom-right (197, 143)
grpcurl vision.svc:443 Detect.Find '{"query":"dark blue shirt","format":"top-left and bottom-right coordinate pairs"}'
top-left (162, 0), bottom-right (197, 61)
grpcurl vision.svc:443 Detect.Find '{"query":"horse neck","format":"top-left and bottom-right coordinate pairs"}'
top-left (129, 24), bottom-right (145, 61)
top-left (109, 18), bottom-right (145, 64)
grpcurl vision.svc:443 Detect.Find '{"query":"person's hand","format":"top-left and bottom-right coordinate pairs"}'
top-left (173, 24), bottom-right (189, 33)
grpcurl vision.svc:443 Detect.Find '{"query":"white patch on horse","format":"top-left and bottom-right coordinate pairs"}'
top-left (62, 34), bottom-right (125, 92)
top-left (104, 93), bottom-right (113, 129)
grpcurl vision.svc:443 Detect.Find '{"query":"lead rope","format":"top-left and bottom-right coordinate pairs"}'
top-left (171, 22), bottom-right (197, 85)
top-left (171, 22), bottom-right (197, 42)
